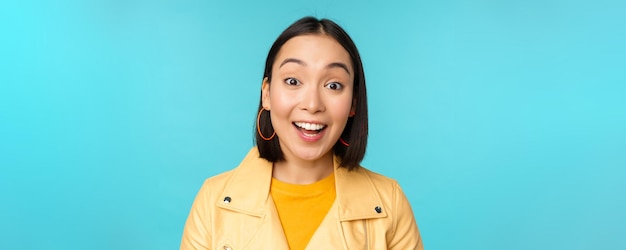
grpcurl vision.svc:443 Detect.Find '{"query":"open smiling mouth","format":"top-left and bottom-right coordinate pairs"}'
top-left (293, 122), bottom-right (327, 137)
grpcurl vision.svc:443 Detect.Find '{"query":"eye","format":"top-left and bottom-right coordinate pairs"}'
top-left (325, 82), bottom-right (343, 90)
top-left (284, 77), bottom-right (301, 86)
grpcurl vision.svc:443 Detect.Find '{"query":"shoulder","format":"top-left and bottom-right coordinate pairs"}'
top-left (336, 165), bottom-right (409, 213)
top-left (358, 166), bottom-right (403, 192)
top-left (192, 168), bottom-right (237, 205)
top-left (199, 147), bottom-right (271, 193)
top-left (203, 168), bottom-right (237, 188)
top-left (355, 166), bottom-right (412, 215)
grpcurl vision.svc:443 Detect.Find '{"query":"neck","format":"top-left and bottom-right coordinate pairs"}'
top-left (272, 152), bottom-right (334, 185)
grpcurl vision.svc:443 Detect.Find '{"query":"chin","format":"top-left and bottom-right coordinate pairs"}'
top-left (293, 146), bottom-right (332, 162)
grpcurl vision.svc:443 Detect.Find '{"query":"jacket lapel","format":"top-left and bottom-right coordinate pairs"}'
top-left (333, 156), bottom-right (388, 221)
top-left (215, 148), bottom-right (289, 249)
top-left (307, 156), bottom-right (388, 249)
top-left (216, 148), bottom-right (272, 216)
top-left (305, 201), bottom-right (345, 250)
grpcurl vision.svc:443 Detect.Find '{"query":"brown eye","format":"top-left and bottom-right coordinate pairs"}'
top-left (284, 78), bottom-right (300, 86)
top-left (325, 82), bottom-right (343, 90)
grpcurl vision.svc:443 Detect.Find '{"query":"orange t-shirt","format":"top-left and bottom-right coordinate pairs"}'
top-left (271, 172), bottom-right (336, 250)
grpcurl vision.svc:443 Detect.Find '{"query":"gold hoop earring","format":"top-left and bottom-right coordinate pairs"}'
top-left (257, 108), bottom-right (275, 140)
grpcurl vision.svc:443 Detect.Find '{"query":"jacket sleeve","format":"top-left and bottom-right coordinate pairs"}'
top-left (388, 183), bottom-right (424, 250)
top-left (180, 179), bottom-right (212, 250)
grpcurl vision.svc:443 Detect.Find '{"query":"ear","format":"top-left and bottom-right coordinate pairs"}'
top-left (261, 77), bottom-right (271, 110)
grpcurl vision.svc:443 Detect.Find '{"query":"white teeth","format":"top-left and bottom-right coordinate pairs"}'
top-left (294, 122), bottom-right (326, 131)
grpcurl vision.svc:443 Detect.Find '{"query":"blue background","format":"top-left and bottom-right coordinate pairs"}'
top-left (1, 0), bottom-right (625, 249)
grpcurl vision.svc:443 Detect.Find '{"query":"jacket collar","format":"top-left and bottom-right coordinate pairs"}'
top-left (217, 147), bottom-right (387, 221)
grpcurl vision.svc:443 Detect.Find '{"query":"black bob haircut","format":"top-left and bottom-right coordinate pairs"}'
top-left (255, 16), bottom-right (368, 170)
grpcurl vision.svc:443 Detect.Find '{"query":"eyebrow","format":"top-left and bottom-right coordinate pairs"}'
top-left (327, 62), bottom-right (351, 76)
top-left (279, 58), bottom-right (351, 76)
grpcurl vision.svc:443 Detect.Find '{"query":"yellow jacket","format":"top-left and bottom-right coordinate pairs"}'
top-left (181, 147), bottom-right (424, 249)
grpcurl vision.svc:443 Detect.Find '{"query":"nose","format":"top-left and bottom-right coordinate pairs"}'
top-left (299, 86), bottom-right (325, 113)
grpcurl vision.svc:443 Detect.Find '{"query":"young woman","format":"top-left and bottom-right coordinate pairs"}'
top-left (181, 16), bottom-right (423, 250)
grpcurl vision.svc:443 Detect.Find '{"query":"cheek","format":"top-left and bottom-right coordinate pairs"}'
top-left (268, 89), bottom-right (293, 116)
top-left (331, 95), bottom-right (354, 120)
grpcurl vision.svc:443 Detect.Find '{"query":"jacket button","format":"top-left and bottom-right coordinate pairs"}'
top-left (223, 245), bottom-right (232, 250)
top-left (375, 206), bottom-right (382, 213)
top-left (223, 196), bottom-right (232, 204)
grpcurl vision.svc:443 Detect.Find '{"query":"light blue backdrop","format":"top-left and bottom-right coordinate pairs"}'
top-left (1, 0), bottom-right (624, 249)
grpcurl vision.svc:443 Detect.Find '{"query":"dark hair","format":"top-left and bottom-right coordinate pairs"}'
top-left (255, 16), bottom-right (368, 170)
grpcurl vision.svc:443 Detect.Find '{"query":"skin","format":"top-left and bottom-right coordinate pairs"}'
top-left (262, 34), bottom-right (355, 184)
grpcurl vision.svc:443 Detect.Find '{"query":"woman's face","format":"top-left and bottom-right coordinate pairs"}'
top-left (262, 34), bottom-right (354, 164)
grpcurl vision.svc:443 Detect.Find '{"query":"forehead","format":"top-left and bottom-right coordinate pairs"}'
top-left (274, 34), bottom-right (352, 69)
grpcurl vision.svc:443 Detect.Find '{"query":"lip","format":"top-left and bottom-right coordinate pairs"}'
top-left (292, 121), bottom-right (327, 143)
